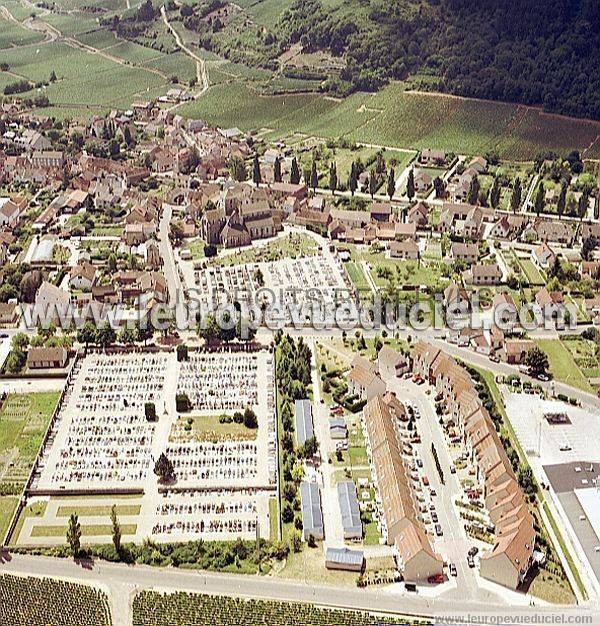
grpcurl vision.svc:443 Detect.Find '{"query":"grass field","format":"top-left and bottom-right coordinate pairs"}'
top-left (56, 504), bottom-right (141, 517)
top-left (535, 339), bottom-right (594, 393)
top-left (210, 232), bottom-right (319, 267)
top-left (344, 260), bottom-right (371, 293)
top-left (0, 392), bottom-right (60, 539)
top-left (30, 523), bottom-right (137, 537)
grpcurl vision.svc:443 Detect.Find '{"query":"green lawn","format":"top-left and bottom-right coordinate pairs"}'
top-left (344, 260), bottom-right (371, 293)
top-left (518, 258), bottom-right (546, 286)
top-left (350, 246), bottom-right (444, 289)
top-left (535, 339), bottom-right (594, 393)
top-left (56, 504), bottom-right (141, 517)
top-left (210, 232), bottom-right (319, 267)
top-left (170, 414), bottom-right (257, 443)
top-left (0, 496), bottom-right (19, 543)
top-left (269, 497), bottom-right (279, 542)
top-left (9, 500), bottom-right (47, 545)
top-left (30, 523), bottom-right (137, 538)
top-left (0, 392), bottom-right (60, 488)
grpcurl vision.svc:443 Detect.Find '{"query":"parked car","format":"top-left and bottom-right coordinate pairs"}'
top-left (422, 476), bottom-right (430, 486)
top-left (431, 512), bottom-right (438, 523)
top-left (428, 573), bottom-right (444, 584)
top-left (468, 546), bottom-right (479, 557)
top-left (430, 488), bottom-right (437, 496)
top-left (449, 563), bottom-right (457, 577)
top-left (450, 465), bottom-right (457, 474)
top-left (435, 524), bottom-right (443, 536)
top-left (467, 554), bottom-right (475, 568)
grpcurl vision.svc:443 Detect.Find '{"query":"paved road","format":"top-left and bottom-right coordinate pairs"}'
top-left (158, 203), bottom-right (183, 305)
top-left (1, 553), bottom-right (597, 624)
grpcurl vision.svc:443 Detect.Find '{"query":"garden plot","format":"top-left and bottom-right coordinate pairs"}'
top-left (194, 254), bottom-right (352, 322)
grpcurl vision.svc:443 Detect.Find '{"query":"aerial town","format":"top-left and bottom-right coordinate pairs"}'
top-left (1, 1), bottom-right (600, 625)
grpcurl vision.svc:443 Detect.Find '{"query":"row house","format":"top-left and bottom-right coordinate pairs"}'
top-left (411, 342), bottom-right (536, 590)
top-left (363, 394), bottom-right (443, 582)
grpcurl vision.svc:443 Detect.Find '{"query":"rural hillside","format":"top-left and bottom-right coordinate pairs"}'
top-left (109, 0), bottom-right (600, 121)
top-left (1, 0), bottom-right (599, 159)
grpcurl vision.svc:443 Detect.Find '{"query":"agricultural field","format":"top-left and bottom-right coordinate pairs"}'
top-left (0, 19), bottom-right (45, 49)
top-left (179, 80), bottom-right (600, 160)
top-left (132, 591), bottom-right (409, 626)
top-left (0, 392), bottom-right (59, 540)
top-left (0, 574), bottom-right (112, 626)
top-left (1, 39), bottom-right (169, 109)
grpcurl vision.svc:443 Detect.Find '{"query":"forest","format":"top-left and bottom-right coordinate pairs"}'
top-left (278, 0), bottom-right (600, 120)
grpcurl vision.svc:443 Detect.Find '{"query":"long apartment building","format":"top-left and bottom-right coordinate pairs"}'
top-left (363, 394), bottom-right (444, 583)
top-left (411, 341), bottom-right (536, 590)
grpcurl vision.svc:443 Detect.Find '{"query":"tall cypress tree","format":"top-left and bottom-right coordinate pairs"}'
top-left (252, 153), bottom-right (262, 185)
top-left (274, 157), bottom-right (282, 183)
top-left (348, 162), bottom-right (357, 196)
top-left (368, 170), bottom-right (377, 198)
top-left (490, 177), bottom-right (501, 209)
top-left (510, 178), bottom-right (522, 214)
top-left (468, 176), bottom-right (480, 205)
top-left (310, 161), bottom-right (318, 190)
top-left (290, 157), bottom-right (300, 185)
top-left (406, 168), bottom-right (415, 200)
top-left (534, 183), bottom-right (545, 216)
top-left (387, 167), bottom-right (395, 200)
top-left (329, 162), bottom-right (337, 195)
top-left (557, 181), bottom-right (567, 219)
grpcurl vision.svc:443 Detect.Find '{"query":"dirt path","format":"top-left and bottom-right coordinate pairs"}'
top-left (161, 5), bottom-right (208, 96)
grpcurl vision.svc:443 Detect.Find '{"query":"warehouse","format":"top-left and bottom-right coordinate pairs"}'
top-left (300, 481), bottom-right (324, 540)
top-left (295, 399), bottom-right (314, 447)
top-left (325, 547), bottom-right (364, 572)
top-left (337, 480), bottom-right (363, 540)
